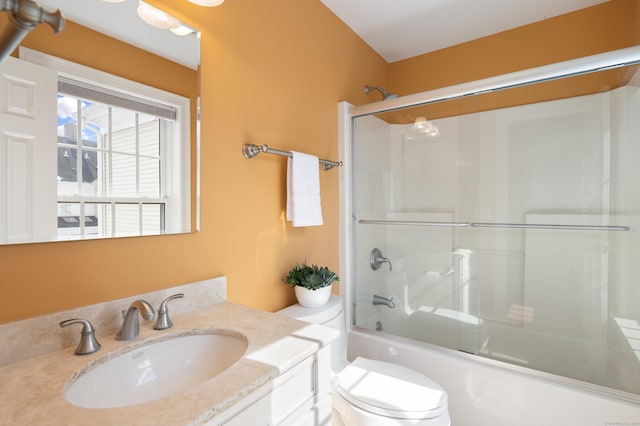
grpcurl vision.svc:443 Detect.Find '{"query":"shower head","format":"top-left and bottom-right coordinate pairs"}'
top-left (364, 85), bottom-right (397, 100)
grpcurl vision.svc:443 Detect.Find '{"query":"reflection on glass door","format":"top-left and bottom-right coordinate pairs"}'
top-left (351, 67), bottom-right (640, 397)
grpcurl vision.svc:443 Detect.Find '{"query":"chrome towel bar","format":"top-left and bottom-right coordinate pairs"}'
top-left (242, 143), bottom-right (343, 170)
top-left (469, 222), bottom-right (631, 231)
top-left (358, 219), bottom-right (631, 232)
top-left (360, 220), bottom-right (471, 227)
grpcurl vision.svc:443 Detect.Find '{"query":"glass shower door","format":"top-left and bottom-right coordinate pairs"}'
top-left (350, 64), bottom-right (640, 397)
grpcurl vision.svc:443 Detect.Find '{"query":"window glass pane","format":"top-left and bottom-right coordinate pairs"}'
top-left (57, 202), bottom-right (102, 238)
top-left (57, 202), bottom-right (81, 236)
top-left (114, 204), bottom-right (139, 236)
top-left (57, 147), bottom-right (78, 196)
top-left (139, 115), bottom-right (160, 157)
top-left (139, 157), bottom-right (160, 197)
top-left (81, 102), bottom-right (109, 149)
top-left (111, 107), bottom-right (137, 154)
top-left (111, 153), bottom-right (137, 197)
top-left (80, 150), bottom-right (99, 195)
top-left (142, 204), bottom-right (162, 235)
top-left (57, 95), bottom-right (80, 144)
top-left (82, 150), bottom-right (107, 197)
top-left (84, 203), bottom-right (106, 237)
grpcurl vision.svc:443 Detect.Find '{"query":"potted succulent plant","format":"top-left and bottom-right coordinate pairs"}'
top-left (283, 261), bottom-right (339, 308)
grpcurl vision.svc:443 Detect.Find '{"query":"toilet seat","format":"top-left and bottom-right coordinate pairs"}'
top-left (334, 357), bottom-right (448, 420)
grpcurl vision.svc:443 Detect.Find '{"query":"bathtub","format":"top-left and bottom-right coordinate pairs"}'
top-left (347, 328), bottom-right (640, 426)
top-left (365, 304), bottom-right (490, 355)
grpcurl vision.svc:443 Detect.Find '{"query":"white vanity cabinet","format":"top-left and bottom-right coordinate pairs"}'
top-left (0, 292), bottom-right (338, 426)
top-left (210, 344), bottom-right (333, 426)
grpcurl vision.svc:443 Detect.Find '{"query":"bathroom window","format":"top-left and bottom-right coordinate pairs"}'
top-left (56, 78), bottom-right (176, 238)
top-left (20, 49), bottom-right (191, 240)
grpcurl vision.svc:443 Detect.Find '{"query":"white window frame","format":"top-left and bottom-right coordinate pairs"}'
top-left (19, 47), bottom-right (191, 237)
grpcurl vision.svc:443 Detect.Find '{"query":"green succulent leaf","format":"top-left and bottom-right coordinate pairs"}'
top-left (283, 261), bottom-right (339, 290)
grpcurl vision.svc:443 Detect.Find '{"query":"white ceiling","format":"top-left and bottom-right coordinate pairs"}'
top-left (320, 0), bottom-right (610, 63)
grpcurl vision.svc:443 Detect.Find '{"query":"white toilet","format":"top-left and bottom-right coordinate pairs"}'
top-left (277, 295), bottom-right (451, 426)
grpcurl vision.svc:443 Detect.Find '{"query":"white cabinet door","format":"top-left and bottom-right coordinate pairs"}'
top-left (0, 56), bottom-right (57, 243)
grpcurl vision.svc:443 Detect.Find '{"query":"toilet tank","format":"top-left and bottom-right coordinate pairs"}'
top-left (277, 294), bottom-right (348, 372)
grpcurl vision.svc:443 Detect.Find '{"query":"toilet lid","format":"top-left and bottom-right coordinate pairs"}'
top-left (335, 357), bottom-right (448, 420)
top-left (277, 294), bottom-right (343, 324)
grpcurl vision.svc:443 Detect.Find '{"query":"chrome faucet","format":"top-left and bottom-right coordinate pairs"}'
top-left (153, 293), bottom-right (184, 330)
top-left (373, 294), bottom-right (395, 308)
top-left (116, 300), bottom-right (155, 341)
top-left (59, 318), bottom-right (101, 355)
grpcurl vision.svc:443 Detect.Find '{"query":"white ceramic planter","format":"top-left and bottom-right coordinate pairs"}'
top-left (295, 285), bottom-right (332, 308)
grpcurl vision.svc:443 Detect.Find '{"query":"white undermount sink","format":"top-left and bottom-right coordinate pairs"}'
top-left (64, 332), bottom-right (248, 409)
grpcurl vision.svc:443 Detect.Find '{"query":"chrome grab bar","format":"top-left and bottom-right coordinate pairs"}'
top-left (358, 219), bottom-right (631, 232)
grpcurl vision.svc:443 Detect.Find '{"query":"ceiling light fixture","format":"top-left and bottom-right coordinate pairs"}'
top-left (412, 117), bottom-right (440, 137)
top-left (188, 0), bottom-right (224, 6)
top-left (137, 1), bottom-right (181, 30)
top-left (170, 25), bottom-right (195, 36)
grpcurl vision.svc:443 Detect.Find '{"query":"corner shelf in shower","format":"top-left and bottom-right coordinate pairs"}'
top-left (358, 219), bottom-right (631, 232)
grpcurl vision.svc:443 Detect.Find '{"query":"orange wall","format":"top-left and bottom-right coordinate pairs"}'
top-left (0, 0), bottom-right (637, 324)
top-left (0, 0), bottom-right (387, 323)
top-left (388, 0), bottom-right (640, 96)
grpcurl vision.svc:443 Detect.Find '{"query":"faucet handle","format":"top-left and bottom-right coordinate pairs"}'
top-left (370, 248), bottom-right (393, 271)
top-left (59, 318), bottom-right (101, 355)
top-left (154, 293), bottom-right (184, 330)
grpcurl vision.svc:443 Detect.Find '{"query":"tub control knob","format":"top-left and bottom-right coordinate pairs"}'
top-left (370, 248), bottom-right (392, 271)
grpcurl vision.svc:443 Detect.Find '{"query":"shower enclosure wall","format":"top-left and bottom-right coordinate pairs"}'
top-left (345, 47), bottom-right (640, 403)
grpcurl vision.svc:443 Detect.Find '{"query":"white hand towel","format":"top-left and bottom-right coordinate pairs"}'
top-left (286, 151), bottom-right (323, 227)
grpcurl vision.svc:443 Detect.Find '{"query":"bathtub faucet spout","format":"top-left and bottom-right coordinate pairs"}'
top-left (373, 294), bottom-right (395, 308)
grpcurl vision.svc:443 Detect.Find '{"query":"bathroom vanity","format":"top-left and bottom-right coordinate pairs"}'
top-left (0, 278), bottom-right (337, 425)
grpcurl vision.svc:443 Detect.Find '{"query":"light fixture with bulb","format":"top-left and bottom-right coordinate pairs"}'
top-left (137, 1), bottom-right (181, 30)
top-left (103, 0), bottom-right (213, 37)
top-left (134, 1), bottom-right (200, 37)
top-left (170, 24), bottom-right (195, 36)
top-left (188, 0), bottom-right (224, 5)
top-left (411, 116), bottom-right (440, 137)
top-left (102, 0), bottom-right (224, 6)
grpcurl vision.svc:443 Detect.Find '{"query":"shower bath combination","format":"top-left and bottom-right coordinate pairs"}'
top-left (343, 47), bottom-right (640, 423)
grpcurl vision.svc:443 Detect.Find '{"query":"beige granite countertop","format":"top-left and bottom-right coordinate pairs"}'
top-left (0, 302), bottom-right (337, 425)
